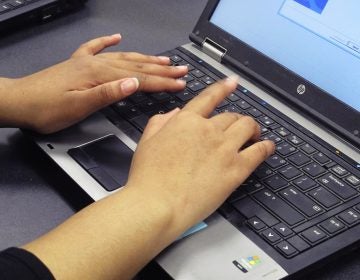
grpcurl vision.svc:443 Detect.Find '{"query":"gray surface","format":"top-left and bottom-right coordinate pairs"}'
top-left (0, 0), bottom-right (359, 279)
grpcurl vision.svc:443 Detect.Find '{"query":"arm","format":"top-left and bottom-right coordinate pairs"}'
top-left (0, 34), bottom-right (187, 133)
top-left (23, 79), bottom-right (275, 280)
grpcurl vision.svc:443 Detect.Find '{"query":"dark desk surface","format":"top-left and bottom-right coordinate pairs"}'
top-left (0, 1), bottom-right (359, 279)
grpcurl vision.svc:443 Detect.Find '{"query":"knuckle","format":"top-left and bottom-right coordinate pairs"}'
top-left (99, 83), bottom-right (115, 104)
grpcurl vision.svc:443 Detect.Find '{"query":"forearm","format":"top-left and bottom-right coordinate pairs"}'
top-left (23, 186), bottom-right (180, 280)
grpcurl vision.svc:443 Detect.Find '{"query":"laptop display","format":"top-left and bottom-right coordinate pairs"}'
top-left (211, 0), bottom-right (360, 112)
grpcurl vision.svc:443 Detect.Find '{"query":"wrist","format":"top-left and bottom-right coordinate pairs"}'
top-left (0, 77), bottom-right (30, 129)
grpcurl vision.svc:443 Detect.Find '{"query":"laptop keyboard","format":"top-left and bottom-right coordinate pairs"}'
top-left (0, 0), bottom-right (39, 14)
top-left (107, 48), bottom-right (360, 259)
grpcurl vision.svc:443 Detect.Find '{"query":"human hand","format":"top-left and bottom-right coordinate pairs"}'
top-left (2, 34), bottom-right (187, 133)
top-left (126, 78), bottom-right (275, 236)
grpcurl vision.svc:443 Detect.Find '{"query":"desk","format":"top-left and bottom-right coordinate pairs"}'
top-left (0, 1), bottom-right (359, 279)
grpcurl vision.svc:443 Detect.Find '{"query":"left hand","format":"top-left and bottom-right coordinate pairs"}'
top-left (2, 34), bottom-right (187, 133)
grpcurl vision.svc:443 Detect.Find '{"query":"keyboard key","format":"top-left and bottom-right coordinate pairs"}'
top-left (235, 99), bottom-right (251, 110)
top-left (303, 162), bottom-right (327, 177)
top-left (346, 175), bottom-right (360, 187)
top-left (301, 227), bottom-right (327, 244)
top-left (219, 105), bottom-right (239, 113)
top-left (273, 223), bottom-right (293, 237)
top-left (187, 81), bottom-right (206, 93)
top-left (242, 178), bottom-right (263, 194)
top-left (265, 155), bottom-right (287, 169)
top-left (308, 186), bottom-right (341, 208)
top-left (248, 217), bottom-right (266, 231)
top-left (287, 235), bottom-right (310, 252)
top-left (288, 152), bottom-right (311, 166)
top-left (164, 99), bottom-right (182, 110)
top-left (265, 175), bottom-right (288, 191)
top-left (293, 175), bottom-right (317, 191)
top-left (276, 142), bottom-right (297, 156)
top-left (254, 164), bottom-right (273, 179)
top-left (313, 152), bottom-right (331, 165)
top-left (300, 144), bottom-right (316, 155)
top-left (130, 114), bottom-right (149, 131)
top-left (176, 90), bottom-right (194, 102)
top-left (279, 187), bottom-right (323, 217)
top-left (288, 135), bottom-right (304, 146)
top-left (129, 92), bottom-right (149, 104)
top-left (258, 116), bottom-right (275, 127)
top-left (181, 74), bottom-right (194, 83)
top-left (232, 197), bottom-right (279, 226)
top-left (150, 92), bottom-right (171, 102)
top-left (190, 69), bottom-right (205, 78)
top-left (276, 241), bottom-right (298, 257)
top-left (331, 165), bottom-right (349, 177)
top-left (170, 55), bottom-right (182, 63)
top-left (262, 133), bottom-right (282, 143)
top-left (319, 218), bottom-right (345, 234)
top-left (274, 127), bottom-right (290, 137)
top-left (216, 100), bottom-right (230, 109)
top-left (253, 189), bottom-right (305, 226)
top-left (261, 229), bottom-right (281, 243)
top-left (337, 209), bottom-right (360, 225)
top-left (318, 173), bottom-right (358, 200)
top-left (227, 92), bottom-right (241, 102)
top-left (200, 76), bottom-right (215, 85)
top-left (279, 165), bottom-right (302, 180)
top-left (247, 108), bottom-right (263, 118)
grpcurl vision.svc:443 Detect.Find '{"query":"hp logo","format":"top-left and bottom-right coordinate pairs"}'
top-left (297, 84), bottom-right (306, 95)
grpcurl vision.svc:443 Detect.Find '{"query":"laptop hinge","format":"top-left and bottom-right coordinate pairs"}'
top-left (201, 37), bottom-right (227, 62)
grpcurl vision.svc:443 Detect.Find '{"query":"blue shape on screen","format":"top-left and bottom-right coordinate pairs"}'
top-left (294, 0), bottom-right (328, 14)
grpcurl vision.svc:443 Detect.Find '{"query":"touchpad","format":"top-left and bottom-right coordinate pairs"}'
top-left (68, 135), bottom-right (134, 191)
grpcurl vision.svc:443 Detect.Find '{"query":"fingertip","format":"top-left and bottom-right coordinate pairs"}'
top-left (110, 33), bottom-right (122, 41)
top-left (263, 140), bottom-right (276, 156)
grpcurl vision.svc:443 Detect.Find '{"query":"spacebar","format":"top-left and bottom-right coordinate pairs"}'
top-left (253, 189), bottom-right (305, 226)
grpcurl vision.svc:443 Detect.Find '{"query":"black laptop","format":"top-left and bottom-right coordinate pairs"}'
top-left (0, 0), bottom-right (87, 32)
top-left (30, 0), bottom-right (360, 279)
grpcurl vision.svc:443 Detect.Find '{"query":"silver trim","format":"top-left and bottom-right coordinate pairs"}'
top-left (158, 213), bottom-right (288, 280)
top-left (202, 37), bottom-right (227, 62)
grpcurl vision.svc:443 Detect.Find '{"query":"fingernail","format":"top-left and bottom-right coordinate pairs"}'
top-left (176, 79), bottom-right (186, 87)
top-left (175, 65), bottom-right (188, 71)
top-left (121, 78), bottom-right (139, 95)
top-left (158, 56), bottom-right (170, 64)
top-left (226, 75), bottom-right (240, 82)
top-left (111, 33), bottom-right (122, 40)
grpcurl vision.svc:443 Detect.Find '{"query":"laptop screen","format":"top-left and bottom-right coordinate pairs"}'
top-left (210, 0), bottom-right (360, 112)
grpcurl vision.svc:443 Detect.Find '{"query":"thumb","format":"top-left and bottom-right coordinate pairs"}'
top-left (77, 77), bottom-right (139, 113)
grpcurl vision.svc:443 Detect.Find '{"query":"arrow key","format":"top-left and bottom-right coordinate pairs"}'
top-left (273, 223), bottom-right (293, 237)
top-left (248, 217), bottom-right (266, 231)
top-left (261, 229), bottom-right (281, 243)
top-left (276, 241), bottom-right (298, 257)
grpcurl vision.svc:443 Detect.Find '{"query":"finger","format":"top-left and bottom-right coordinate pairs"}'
top-left (71, 34), bottom-right (122, 57)
top-left (210, 112), bottom-right (242, 131)
top-left (88, 65), bottom-right (186, 92)
top-left (74, 77), bottom-right (139, 113)
top-left (224, 115), bottom-right (261, 148)
top-left (140, 108), bottom-right (181, 143)
top-left (236, 140), bottom-right (275, 181)
top-left (100, 59), bottom-right (188, 78)
top-left (182, 76), bottom-right (238, 117)
top-left (97, 52), bottom-right (171, 65)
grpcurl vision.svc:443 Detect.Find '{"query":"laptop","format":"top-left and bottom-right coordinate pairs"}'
top-left (29, 0), bottom-right (360, 279)
top-left (0, 0), bottom-right (87, 32)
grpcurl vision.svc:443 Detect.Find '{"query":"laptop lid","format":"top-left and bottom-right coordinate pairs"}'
top-left (189, 0), bottom-right (360, 148)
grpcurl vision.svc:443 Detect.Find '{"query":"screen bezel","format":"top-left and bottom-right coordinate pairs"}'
top-left (190, 0), bottom-right (359, 147)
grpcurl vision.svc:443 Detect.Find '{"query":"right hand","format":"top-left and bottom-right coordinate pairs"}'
top-left (126, 77), bottom-right (275, 235)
